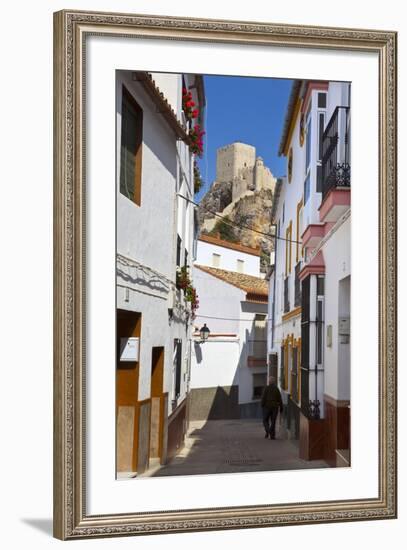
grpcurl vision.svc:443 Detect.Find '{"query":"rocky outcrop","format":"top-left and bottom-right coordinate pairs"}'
top-left (197, 180), bottom-right (232, 226)
top-left (198, 187), bottom-right (275, 273)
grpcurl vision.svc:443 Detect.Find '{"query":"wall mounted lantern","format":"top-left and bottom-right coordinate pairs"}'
top-left (199, 323), bottom-right (210, 343)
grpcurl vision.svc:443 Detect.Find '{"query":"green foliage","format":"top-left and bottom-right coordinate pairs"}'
top-left (194, 162), bottom-right (203, 194)
top-left (260, 249), bottom-right (270, 264)
top-left (176, 265), bottom-right (190, 290)
top-left (209, 216), bottom-right (239, 243)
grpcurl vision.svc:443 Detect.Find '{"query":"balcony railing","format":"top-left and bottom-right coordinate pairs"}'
top-left (321, 106), bottom-right (350, 200)
top-left (294, 262), bottom-right (302, 307)
top-left (284, 276), bottom-right (290, 313)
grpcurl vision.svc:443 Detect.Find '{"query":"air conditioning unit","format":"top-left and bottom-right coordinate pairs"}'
top-left (119, 337), bottom-right (140, 362)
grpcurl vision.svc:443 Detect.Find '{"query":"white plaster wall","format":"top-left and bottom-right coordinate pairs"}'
top-left (327, 81), bottom-right (350, 122)
top-left (322, 216), bottom-right (351, 401)
top-left (190, 339), bottom-right (240, 389)
top-left (116, 70), bottom-right (198, 413)
top-left (193, 266), bottom-right (244, 334)
top-left (338, 274), bottom-right (351, 400)
top-left (117, 285), bottom-right (191, 408)
top-left (195, 239), bottom-right (260, 275)
top-left (116, 71), bottom-right (177, 279)
top-left (272, 81), bottom-right (350, 374)
top-left (190, 268), bottom-right (241, 392)
top-left (274, 100), bottom-right (310, 318)
top-left (191, 267), bottom-right (267, 403)
top-left (267, 271), bottom-right (274, 355)
top-left (118, 289), bottom-right (162, 400)
top-left (150, 72), bottom-right (182, 116)
top-left (238, 301), bottom-right (268, 404)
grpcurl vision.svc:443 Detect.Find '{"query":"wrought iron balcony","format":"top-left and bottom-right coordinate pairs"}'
top-left (321, 106), bottom-right (350, 200)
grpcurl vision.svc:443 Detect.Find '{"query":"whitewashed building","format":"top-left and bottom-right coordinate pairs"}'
top-left (267, 80), bottom-right (351, 466)
top-left (115, 70), bottom-right (205, 475)
top-left (190, 235), bottom-right (269, 420)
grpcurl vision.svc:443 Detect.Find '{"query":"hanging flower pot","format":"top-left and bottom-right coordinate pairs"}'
top-left (193, 162), bottom-right (203, 194)
top-left (185, 284), bottom-right (199, 319)
top-left (182, 89), bottom-right (199, 122)
top-left (176, 265), bottom-right (191, 291)
top-left (189, 124), bottom-right (205, 157)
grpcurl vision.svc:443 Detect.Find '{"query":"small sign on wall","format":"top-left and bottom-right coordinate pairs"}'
top-left (120, 337), bottom-right (140, 362)
top-left (326, 325), bottom-right (333, 347)
top-left (338, 317), bottom-right (350, 335)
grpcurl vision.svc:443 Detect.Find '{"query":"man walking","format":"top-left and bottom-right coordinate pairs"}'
top-left (261, 376), bottom-right (283, 439)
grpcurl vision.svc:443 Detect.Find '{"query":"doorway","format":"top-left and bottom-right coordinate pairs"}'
top-left (116, 309), bottom-right (141, 474)
top-left (150, 347), bottom-right (165, 463)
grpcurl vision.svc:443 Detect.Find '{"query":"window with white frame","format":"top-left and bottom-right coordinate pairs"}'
top-left (304, 102), bottom-right (312, 205)
top-left (316, 276), bottom-right (325, 367)
top-left (305, 110), bottom-right (312, 172)
top-left (212, 253), bottom-right (221, 268)
top-left (316, 92), bottom-right (327, 193)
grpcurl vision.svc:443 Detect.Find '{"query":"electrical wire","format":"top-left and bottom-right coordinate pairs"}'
top-left (177, 192), bottom-right (302, 246)
top-left (195, 313), bottom-right (271, 322)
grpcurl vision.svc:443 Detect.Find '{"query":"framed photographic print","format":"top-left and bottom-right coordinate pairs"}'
top-left (53, 9), bottom-right (397, 540)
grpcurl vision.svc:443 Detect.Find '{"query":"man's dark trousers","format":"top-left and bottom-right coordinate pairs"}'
top-left (263, 406), bottom-right (279, 438)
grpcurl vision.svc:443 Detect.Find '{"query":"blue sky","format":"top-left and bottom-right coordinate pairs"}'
top-left (196, 75), bottom-right (293, 201)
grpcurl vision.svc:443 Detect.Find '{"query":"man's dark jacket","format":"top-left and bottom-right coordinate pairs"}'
top-left (261, 383), bottom-right (283, 411)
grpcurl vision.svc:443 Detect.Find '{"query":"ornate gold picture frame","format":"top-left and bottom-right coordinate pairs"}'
top-left (53, 9), bottom-right (397, 540)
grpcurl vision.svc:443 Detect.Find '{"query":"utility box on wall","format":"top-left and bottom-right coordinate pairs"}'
top-left (120, 337), bottom-right (140, 362)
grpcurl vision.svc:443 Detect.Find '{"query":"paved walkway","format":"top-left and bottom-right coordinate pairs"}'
top-left (142, 418), bottom-right (328, 478)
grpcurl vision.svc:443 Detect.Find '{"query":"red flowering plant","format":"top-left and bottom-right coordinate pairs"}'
top-left (182, 87), bottom-right (199, 122)
top-left (189, 124), bottom-right (205, 157)
top-left (185, 284), bottom-right (199, 319)
top-left (176, 265), bottom-right (191, 291)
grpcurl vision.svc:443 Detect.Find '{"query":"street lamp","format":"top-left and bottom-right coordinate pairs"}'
top-left (199, 323), bottom-right (210, 343)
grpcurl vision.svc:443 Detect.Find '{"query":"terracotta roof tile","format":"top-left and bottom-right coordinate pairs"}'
top-left (134, 71), bottom-right (194, 147)
top-left (195, 265), bottom-right (268, 297)
top-left (198, 234), bottom-right (261, 257)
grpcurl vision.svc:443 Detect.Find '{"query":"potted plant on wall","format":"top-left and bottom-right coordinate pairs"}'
top-left (185, 284), bottom-right (199, 319)
top-left (193, 161), bottom-right (203, 194)
top-left (176, 265), bottom-right (190, 291)
top-left (189, 124), bottom-right (205, 157)
top-left (182, 87), bottom-right (199, 123)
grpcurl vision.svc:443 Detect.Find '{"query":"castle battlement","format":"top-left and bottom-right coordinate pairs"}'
top-left (215, 142), bottom-right (276, 203)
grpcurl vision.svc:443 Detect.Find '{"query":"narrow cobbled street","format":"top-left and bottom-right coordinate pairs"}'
top-left (141, 418), bottom-right (328, 478)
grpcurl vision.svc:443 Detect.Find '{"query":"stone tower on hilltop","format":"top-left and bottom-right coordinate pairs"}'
top-left (198, 142), bottom-right (276, 273)
top-left (215, 142), bottom-right (276, 202)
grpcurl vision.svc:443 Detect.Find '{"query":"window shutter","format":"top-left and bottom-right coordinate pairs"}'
top-left (119, 88), bottom-right (143, 204)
